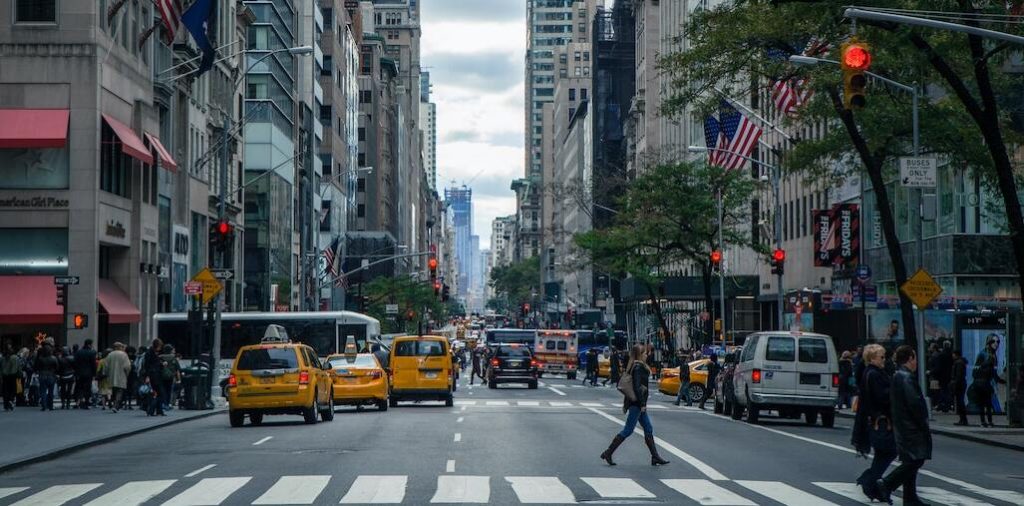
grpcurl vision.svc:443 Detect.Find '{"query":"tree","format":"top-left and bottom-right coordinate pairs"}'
top-left (489, 257), bottom-right (541, 309)
top-left (363, 276), bottom-right (446, 334)
top-left (575, 161), bottom-right (759, 347)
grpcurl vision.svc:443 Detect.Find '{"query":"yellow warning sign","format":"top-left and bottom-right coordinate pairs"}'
top-left (191, 267), bottom-right (223, 304)
top-left (899, 269), bottom-right (942, 309)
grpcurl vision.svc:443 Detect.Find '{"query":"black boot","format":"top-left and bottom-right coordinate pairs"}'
top-left (600, 435), bottom-right (625, 466)
top-left (645, 435), bottom-right (669, 466)
top-left (875, 479), bottom-right (893, 505)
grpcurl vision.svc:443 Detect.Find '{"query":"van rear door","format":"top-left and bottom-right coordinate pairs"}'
top-left (795, 337), bottom-right (836, 398)
top-left (761, 335), bottom-right (798, 397)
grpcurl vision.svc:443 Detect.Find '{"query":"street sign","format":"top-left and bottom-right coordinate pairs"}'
top-left (856, 265), bottom-right (871, 283)
top-left (191, 268), bottom-right (223, 304)
top-left (212, 269), bottom-right (234, 280)
top-left (386, 304), bottom-right (399, 315)
top-left (899, 157), bottom-right (937, 188)
top-left (53, 276), bottom-right (79, 285)
top-left (900, 268), bottom-right (943, 309)
top-left (852, 283), bottom-right (877, 302)
top-left (184, 281), bottom-right (202, 295)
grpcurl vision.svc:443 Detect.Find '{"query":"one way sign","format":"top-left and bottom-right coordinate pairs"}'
top-left (212, 269), bottom-right (234, 280)
top-left (899, 157), bottom-right (936, 188)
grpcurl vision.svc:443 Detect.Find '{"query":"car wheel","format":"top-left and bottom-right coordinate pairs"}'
top-left (229, 410), bottom-right (245, 427)
top-left (804, 409), bottom-right (818, 426)
top-left (821, 409), bottom-right (836, 428)
top-left (304, 396), bottom-right (319, 425)
top-left (689, 384), bottom-right (706, 404)
top-left (528, 380), bottom-right (538, 389)
top-left (321, 394), bottom-right (335, 422)
top-left (730, 402), bottom-right (744, 420)
top-left (378, 398), bottom-right (388, 411)
top-left (249, 413), bottom-right (264, 425)
top-left (388, 397), bottom-right (398, 408)
top-left (445, 395), bottom-right (454, 407)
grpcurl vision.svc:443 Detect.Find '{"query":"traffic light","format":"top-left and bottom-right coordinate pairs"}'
top-left (56, 284), bottom-right (67, 306)
top-left (72, 313), bottom-right (88, 329)
top-left (358, 295), bottom-right (368, 313)
top-left (441, 284), bottom-right (450, 302)
top-left (210, 220), bottom-right (234, 253)
top-left (433, 280), bottom-right (441, 296)
top-left (841, 40), bottom-right (871, 109)
top-left (770, 248), bottom-right (786, 275)
top-left (428, 256), bottom-right (438, 281)
top-left (710, 250), bottom-right (723, 271)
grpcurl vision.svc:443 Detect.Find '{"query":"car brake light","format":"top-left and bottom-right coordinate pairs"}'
top-left (228, 374), bottom-right (237, 387)
top-left (832, 373), bottom-right (839, 388)
top-left (299, 371), bottom-right (310, 384)
top-left (369, 371), bottom-right (383, 379)
top-left (490, 358), bottom-right (499, 367)
top-left (530, 359), bottom-right (538, 367)
top-left (752, 369), bottom-right (762, 384)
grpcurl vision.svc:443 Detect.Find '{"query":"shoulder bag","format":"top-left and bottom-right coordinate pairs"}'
top-left (617, 363), bottom-right (637, 403)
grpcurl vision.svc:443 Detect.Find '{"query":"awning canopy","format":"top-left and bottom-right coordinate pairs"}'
top-left (97, 279), bottom-right (141, 324)
top-left (0, 276), bottom-right (62, 325)
top-left (144, 132), bottom-right (178, 172)
top-left (102, 114), bottom-right (154, 165)
top-left (0, 109), bottom-right (70, 149)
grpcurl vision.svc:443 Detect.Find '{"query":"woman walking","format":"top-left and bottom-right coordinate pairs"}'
top-left (599, 344), bottom-right (670, 466)
top-left (56, 347), bottom-right (75, 409)
top-left (852, 344), bottom-right (897, 502)
top-left (32, 343), bottom-right (58, 411)
top-left (971, 334), bottom-right (1006, 427)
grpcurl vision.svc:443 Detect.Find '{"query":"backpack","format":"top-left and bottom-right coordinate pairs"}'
top-left (160, 357), bottom-right (176, 381)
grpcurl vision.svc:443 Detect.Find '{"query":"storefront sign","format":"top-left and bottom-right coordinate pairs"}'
top-left (812, 204), bottom-right (859, 267)
top-left (172, 226), bottom-right (190, 265)
top-left (0, 195), bottom-right (70, 209)
top-left (99, 203), bottom-right (131, 246)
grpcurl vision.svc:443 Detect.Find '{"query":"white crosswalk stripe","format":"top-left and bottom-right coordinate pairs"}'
top-left (252, 476), bottom-right (330, 505)
top-left (516, 401), bottom-right (540, 406)
top-left (505, 477), bottom-right (575, 504)
top-left (339, 475), bottom-right (407, 504)
top-left (454, 400), bottom-right (476, 405)
top-left (581, 477), bottom-right (654, 499)
top-left (813, 482), bottom-right (903, 505)
top-left (83, 480), bottom-right (176, 506)
top-left (161, 477), bottom-right (250, 506)
top-left (549, 401), bottom-right (573, 407)
top-left (430, 475), bottom-right (490, 503)
top-left (10, 484), bottom-right (102, 506)
top-left (918, 487), bottom-right (994, 506)
top-left (485, 401), bottom-right (509, 406)
top-left (578, 402), bottom-right (604, 407)
top-left (0, 489), bottom-right (28, 501)
top-left (661, 479), bottom-right (756, 505)
top-left (737, 480), bottom-right (841, 506)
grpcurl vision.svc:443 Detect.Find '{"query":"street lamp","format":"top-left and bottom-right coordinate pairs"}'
top-left (318, 167), bottom-right (373, 198)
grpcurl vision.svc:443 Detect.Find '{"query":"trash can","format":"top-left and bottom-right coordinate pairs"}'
top-left (181, 366), bottom-right (212, 410)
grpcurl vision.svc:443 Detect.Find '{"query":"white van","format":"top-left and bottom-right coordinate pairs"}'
top-left (730, 331), bottom-right (839, 427)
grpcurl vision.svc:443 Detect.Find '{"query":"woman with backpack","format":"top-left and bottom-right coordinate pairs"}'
top-left (970, 335), bottom-right (1006, 427)
top-left (599, 344), bottom-right (670, 466)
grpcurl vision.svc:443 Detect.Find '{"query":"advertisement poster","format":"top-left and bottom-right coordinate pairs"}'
top-left (784, 312), bottom-right (814, 332)
top-left (869, 310), bottom-right (904, 343)
top-left (812, 204), bottom-right (859, 267)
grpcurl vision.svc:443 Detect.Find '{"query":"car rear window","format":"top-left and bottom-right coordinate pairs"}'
top-left (328, 355), bottom-right (377, 368)
top-left (798, 339), bottom-right (829, 363)
top-left (765, 337), bottom-right (795, 362)
top-left (557, 341), bottom-right (567, 351)
top-left (498, 346), bottom-right (531, 357)
top-left (237, 348), bottom-right (299, 370)
top-left (544, 340), bottom-right (556, 350)
top-left (394, 340), bottom-right (446, 357)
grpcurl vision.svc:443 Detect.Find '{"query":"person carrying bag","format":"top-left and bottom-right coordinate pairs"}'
top-left (600, 344), bottom-right (669, 467)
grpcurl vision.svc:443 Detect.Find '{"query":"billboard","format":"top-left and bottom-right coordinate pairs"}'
top-left (813, 204), bottom-right (859, 267)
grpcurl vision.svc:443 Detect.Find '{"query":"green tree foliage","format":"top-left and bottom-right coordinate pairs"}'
top-left (489, 257), bottom-right (541, 309)
top-left (363, 276), bottom-right (447, 334)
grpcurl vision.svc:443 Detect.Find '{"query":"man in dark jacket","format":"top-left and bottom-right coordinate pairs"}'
top-left (699, 354), bottom-right (720, 410)
top-left (142, 339), bottom-right (166, 416)
top-left (877, 345), bottom-right (931, 506)
top-left (72, 339), bottom-right (98, 409)
top-left (951, 350), bottom-right (968, 426)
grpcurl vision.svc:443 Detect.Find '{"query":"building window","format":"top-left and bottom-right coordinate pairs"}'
top-left (322, 7), bottom-right (333, 30)
top-left (15, 0), bottom-right (57, 23)
top-left (358, 153), bottom-right (365, 166)
top-left (578, 23), bottom-right (585, 32)
top-left (360, 49), bottom-right (372, 74)
top-left (387, 30), bottom-right (399, 40)
top-left (100, 123), bottom-right (132, 199)
top-left (574, 67), bottom-right (581, 76)
top-left (357, 204), bottom-right (366, 217)
top-left (322, 56), bottom-right (333, 76)
top-left (359, 89), bottom-right (372, 103)
top-left (559, 54), bottom-right (567, 64)
top-left (319, 105), bottom-right (332, 122)
top-left (583, 66), bottom-right (590, 76)
top-left (568, 108), bottom-right (575, 121)
top-left (358, 127), bottom-right (366, 141)
top-left (583, 51), bottom-right (590, 62)
top-left (357, 178), bottom-right (366, 192)
top-left (581, 88), bottom-right (588, 101)
top-left (559, 69), bottom-right (567, 78)
top-left (568, 88), bottom-right (576, 101)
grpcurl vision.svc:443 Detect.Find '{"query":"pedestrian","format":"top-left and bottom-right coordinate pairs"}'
top-left (674, 353), bottom-right (692, 407)
top-left (852, 344), bottom-right (897, 502)
top-left (950, 349), bottom-right (968, 426)
top-left (876, 345), bottom-right (932, 506)
top-left (969, 334), bottom-right (1006, 428)
top-left (19, 347), bottom-right (35, 407)
top-left (603, 345), bottom-right (619, 387)
top-left (599, 344), bottom-right (670, 466)
top-left (160, 344), bottom-right (181, 411)
top-left (470, 346), bottom-right (482, 385)
top-left (838, 351), bottom-right (854, 409)
top-left (124, 346), bottom-right (138, 410)
top-left (97, 349), bottom-right (113, 409)
top-left (2, 343), bottom-right (21, 411)
top-left (56, 346), bottom-right (74, 409)
top-left (104, 342), bottom-right (131, 413)
top-left (699, 353), bottom-right (720, 410)
top-left (72, 339), bottom-right (97, 409)
top-left (585, 348), bottom-right (599, 386)
top-left (32, 341), bottom-right (58, 411)
top-left (142, 339), bottom-right (165, 416)
top-left (936, 342), bottom-right (954, 412)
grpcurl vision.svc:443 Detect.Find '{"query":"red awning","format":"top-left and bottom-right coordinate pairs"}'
top-left (97, 279), bottom-right (141, 324)
top-left (102, 114), bottom-right (154, 165)
top-left (0, 109), bottom-right (70, 149)
top-left (0, 276), bottom-right (62, 325)
top-left (144, 132), bottom-right (178, 172)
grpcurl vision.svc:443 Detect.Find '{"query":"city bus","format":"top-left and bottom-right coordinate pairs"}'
top-left (484, 328), bottom-right (538, 349)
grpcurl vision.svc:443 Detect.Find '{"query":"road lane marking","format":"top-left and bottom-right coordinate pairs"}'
top-left (455, 400), bottom-right (476, 405)
top-left (184, 465), bottom-right (216, 478)
top-left (430, 476), bottom-right (490, 503)
top-left (547, 386), bottom-right (567, 396)
top-left (517, 401), bottom-right (540, 406)
top-left (162, 477), bottom-right (250, 506)
top-left (0, 489), bottom-right (28, 501)
top-left (83, 480), bottom-right (176, 506)
top-left (579, 402), bottom-right (604, 407)
top-left (505, 477), bottom-right (576, 504)
top-left (339, 476), bottom-right (407, 504)
top-left (11, 484), bottom-right (101, 506)
top-left (813, 482), bottom-right (902, 505)
top-left (661, 479), bottom-right (755, 505)
top-left (587, 407), bottom-right (728, 481)
top-left (549, 401), bottom-right (572, 407)
top-left (454, 433), bottom-right (462, 442)
top-left (581, 478), bottom-right (655, 499)
top-left (253, 436), bottom-right (273, 446)
top-left (253, 476), bottom-right (331, 505)
top-left (917, 487), bottom-right (994, 506)
top-left (460, 406), bottom-right (467, 411)
top-left (736, 480), bottom-right (840, 506)
top-left (538, 381), bottom-right (547, 387)
top-left (446, 460), bottom-right (456, 473)
top-left (485, 401), bottom-right (509, 406)
top-left (456, 416), bottom-right (464, 423)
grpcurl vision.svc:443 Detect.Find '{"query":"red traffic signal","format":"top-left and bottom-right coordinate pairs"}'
top-left (428, 257), bottom-right (438, 270)
top-left (842, 44), bottom-right (871, 71)
top-left (72, 313), bottom-right (88, 329)
top-left (772, 249), bottom-right (786, 263)
top-left (215, 220), bottom-right (232, 236)
top-left (710, 250), bottom-right (723, 265)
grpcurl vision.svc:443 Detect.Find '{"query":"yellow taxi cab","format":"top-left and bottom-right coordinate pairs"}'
top-left (226, 325), bottom-right (335, 427)
top-left (388, 334), bottom-right (454, 407)
top-left (657, 358), bottom-right (711, 403)
top-left (325, 338), bottom-right (389, 411)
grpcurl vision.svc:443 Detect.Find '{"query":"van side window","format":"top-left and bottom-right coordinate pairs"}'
top-left (557, 341), bottom-right (567, 351)
top-left (766, 337), bottom-right (795, 361)
top-left (741, 336), bottom-right (758, 362)
top-left (798, 339), bottom-right (829, 363)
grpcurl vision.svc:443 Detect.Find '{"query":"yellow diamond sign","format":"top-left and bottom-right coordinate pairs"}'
top-left (191, 267), bottom-right (223, 304)
top-left (900, 268), bottom-right (942, 309)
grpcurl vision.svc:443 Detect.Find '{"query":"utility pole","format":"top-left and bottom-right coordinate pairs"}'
top-left (717, 188), bottom-right (727, 344)
top-left (211, 113), bottom-right (229, 401)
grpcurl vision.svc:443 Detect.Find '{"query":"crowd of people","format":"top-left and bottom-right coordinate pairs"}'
top-left (0, 337), bottom-right (184, 417)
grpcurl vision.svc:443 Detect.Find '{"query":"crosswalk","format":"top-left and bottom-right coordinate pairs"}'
top-left (452, 399), bottom-right (667, 409)
top-left (2, 474), bottom-right (1019, 505)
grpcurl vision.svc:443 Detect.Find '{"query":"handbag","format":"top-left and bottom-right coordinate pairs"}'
top-left (617, 363), bottom-right (637, 403)
top-left (851, 395), bottom-right (859, 413)
top-left (138, 383), bottom-right (152, 397)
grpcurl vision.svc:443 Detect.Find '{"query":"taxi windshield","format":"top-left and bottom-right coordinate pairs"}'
top-left (328, 355), bottom-right (377, 369)
top-left (236, 348), bottom-right (299, 370)
top-left (395, 340), bottom-right (446, 356)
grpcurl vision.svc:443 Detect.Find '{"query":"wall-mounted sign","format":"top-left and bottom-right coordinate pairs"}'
top-left (0, 195), bottom-right (70, 209)
top-left (812, 204), bottom-right (859, 267)
top-left (99, 203), bottom-right (131, 246)
top-left (172, 225), bottom-right (190, 264)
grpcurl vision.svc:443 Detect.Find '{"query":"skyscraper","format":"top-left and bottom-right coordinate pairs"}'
top-left (445, 186), bottom-right (473, 299)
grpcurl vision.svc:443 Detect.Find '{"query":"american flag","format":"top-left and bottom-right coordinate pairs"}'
top-left (155, 0), bottom-right (185, 45)
top-left (323, 238), bottom-right (340, 285)
top-left (768, 39), bottom-right (831, 115)
top-left (708, 101), bottom-right (762, 171)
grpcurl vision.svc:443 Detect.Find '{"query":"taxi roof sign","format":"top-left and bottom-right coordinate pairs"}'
top-left (900, 268), bottom-right (943, 309)
top-left (261, 324), bottom-right (289, 343)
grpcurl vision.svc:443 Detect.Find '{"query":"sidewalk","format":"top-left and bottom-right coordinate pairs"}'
top-left (0, 405), bottom-right (224, 472)
top-left (837, 409), bottom-right (1024, 451)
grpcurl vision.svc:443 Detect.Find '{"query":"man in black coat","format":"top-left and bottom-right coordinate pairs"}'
top-left (877, 345), bottom-right (932, 506)
top-left (72, 339), bottom-right (97, 409)
top-left (951, 350), bottom-right (968, 426)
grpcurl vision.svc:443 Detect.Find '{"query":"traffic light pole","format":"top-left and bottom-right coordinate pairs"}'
top-left (772, 162), bottom-right (784, 329)
top-left (717, 188), bottom-right (727, 344)
top-left (210, 114), bottom-right (229, 402)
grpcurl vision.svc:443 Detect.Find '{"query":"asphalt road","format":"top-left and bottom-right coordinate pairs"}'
top-left (1, 371), bottom-right (1022, 505)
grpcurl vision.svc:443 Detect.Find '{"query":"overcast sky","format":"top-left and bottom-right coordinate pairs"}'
top-left (421, 0), bottom-right (525, 250)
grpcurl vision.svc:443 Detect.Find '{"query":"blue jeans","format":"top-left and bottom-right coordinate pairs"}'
top-left (619, 405), bottom-right (654, 438)
top-left (38, 376), bottom-right (55, 410)
top-left (675, 381), bottom-right (691, 405)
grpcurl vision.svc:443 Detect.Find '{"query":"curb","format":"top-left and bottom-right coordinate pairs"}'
top-left (836, 412), bottom-right (1024, 452)
top-left (0, 409), bottom-right (225, 474)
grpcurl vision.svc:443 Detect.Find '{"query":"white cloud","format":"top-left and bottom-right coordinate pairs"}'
top-left (421, 22), bottom-right (524, 56)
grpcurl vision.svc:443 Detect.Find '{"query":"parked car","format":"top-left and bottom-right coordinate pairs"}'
top-left (713, 348), bottom-right (742, 415)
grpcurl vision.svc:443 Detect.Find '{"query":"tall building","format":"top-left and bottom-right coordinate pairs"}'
top-left (420, 71), bottom-right (438, 192)
top-left (297, 0), bottom-right (326, 311)
top-left (491, 215), bottom-right (516, 270)
top-left (445, 186), bottom-right (473, 299)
